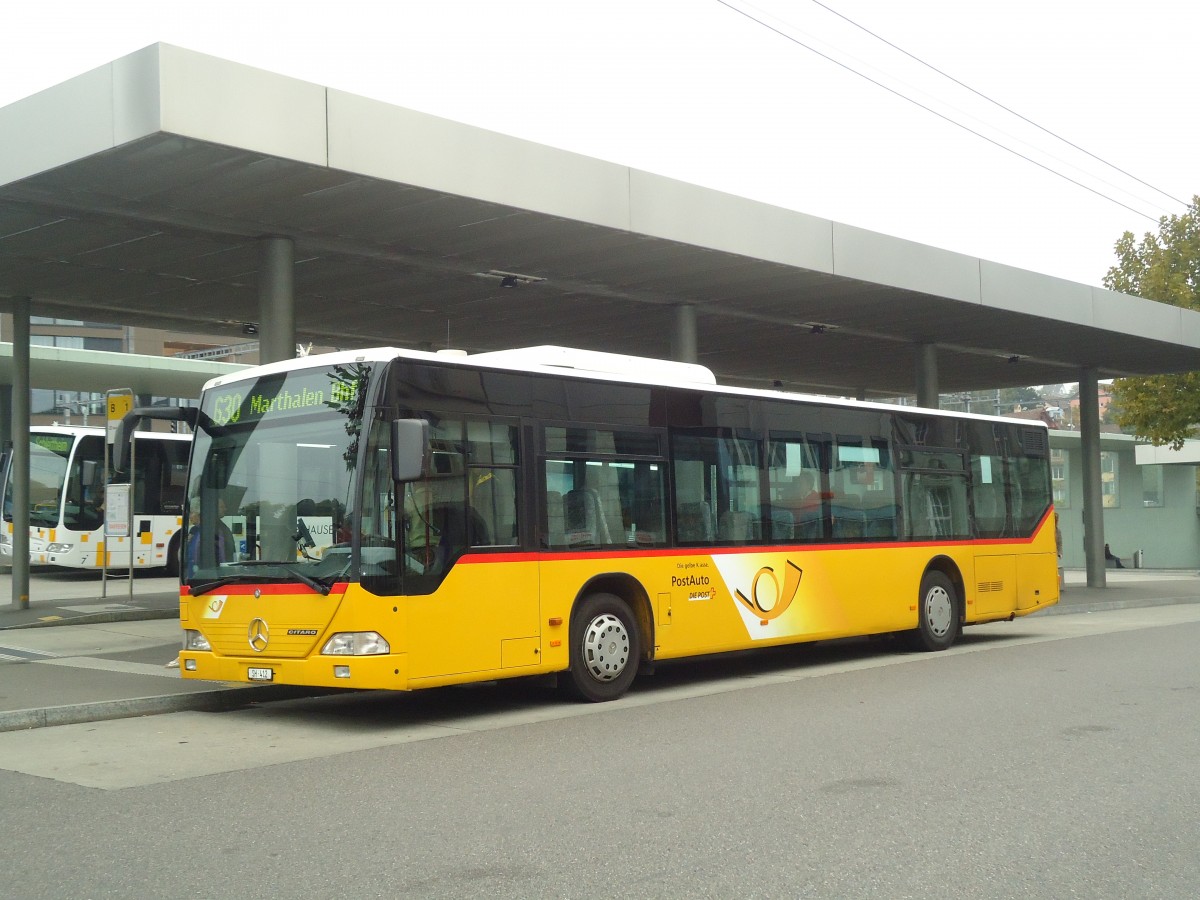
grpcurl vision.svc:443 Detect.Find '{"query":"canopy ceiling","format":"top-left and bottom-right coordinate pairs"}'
top-left (2, 43), bottom-right (1199, 399)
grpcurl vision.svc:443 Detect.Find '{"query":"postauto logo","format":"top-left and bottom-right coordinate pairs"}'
top-left (712, 556), bottom-right (804, 640)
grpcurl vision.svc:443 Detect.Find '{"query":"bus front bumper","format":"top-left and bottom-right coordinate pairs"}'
top-left (179, 651), bottom-right (410, 690)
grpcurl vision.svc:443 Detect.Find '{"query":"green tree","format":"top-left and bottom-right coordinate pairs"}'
top-left (1105, 196), bottom-right (1200, 449)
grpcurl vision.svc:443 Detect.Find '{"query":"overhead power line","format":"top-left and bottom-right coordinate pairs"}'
top-left (714, 0), bottom-right (1167, 224)
top-left (808, 0), bottom-right (1189, 210)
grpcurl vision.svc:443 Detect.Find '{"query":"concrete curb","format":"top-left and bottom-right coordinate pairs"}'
top-left (1036, 595), bottom-right (1200, 617)
top-left (0, 684), bottom-right (335, 733)
top-left (0, 607), bottom-right (178, 631)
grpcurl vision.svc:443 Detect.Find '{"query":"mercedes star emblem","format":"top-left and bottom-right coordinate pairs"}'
top-left (248, 617), bottom-right (269, 652)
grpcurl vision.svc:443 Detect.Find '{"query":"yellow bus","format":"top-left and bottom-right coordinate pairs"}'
top-left (160, 346), bottom-right (1057, 701)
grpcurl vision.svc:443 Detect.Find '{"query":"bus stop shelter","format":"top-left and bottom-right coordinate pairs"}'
top-left (3, 43), bottom-right (1200, 600)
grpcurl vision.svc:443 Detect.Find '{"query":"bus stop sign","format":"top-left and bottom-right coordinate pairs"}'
top-left (106, 388), bottom-right (133, 445)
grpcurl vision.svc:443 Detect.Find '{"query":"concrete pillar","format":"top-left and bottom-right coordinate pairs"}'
top-left (1078, 368), bottom-right (1105, 588)
top-left (672, 304), bottom-right (698, 364)
top-left (258, 236), bottom-right (296, 363)
top-left (0, 385), bottom-right (11, 448)
top-left (10, 297), bottom-right (30, 609)
top-left (916, 343), bottom-right (939, 408)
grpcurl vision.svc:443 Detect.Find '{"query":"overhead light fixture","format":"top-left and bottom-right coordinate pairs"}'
top-left (242, 323), bottom-right (259, 336)
top-left (1007, 355), bottom-right (1020, 364)
top-left (474, 269), bottom-right (546, 288)
top-left (800, 321), bottom-right (836, 335)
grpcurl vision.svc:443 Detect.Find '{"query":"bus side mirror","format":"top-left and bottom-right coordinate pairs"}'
top-left (114, 407), bottom-right (198, 473)
top-left (391, 419), bottom-right (430, 483)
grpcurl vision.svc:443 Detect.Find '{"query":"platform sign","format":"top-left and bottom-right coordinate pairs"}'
top-left (106, 388), bottom-right (134, 445)
top-left (104, 484), bottom-right (130, 537)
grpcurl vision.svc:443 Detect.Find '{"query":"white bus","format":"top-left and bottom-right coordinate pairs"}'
top-left (0, 425), bottom-right (191, 574)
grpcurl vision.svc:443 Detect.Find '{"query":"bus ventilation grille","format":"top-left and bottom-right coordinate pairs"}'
top-left (1020, 427), bottom-right (1049, 458)
top-left (977, 580), bottom-right (1004, 593)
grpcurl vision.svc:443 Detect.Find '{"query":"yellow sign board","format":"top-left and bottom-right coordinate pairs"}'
top-left (105, 388), bottom-right (134, 445)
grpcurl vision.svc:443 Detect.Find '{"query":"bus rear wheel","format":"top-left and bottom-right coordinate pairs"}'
top-left (564, 592), bottom-right (640, 702)
top-left (911, 570), bottom-right (960, 651)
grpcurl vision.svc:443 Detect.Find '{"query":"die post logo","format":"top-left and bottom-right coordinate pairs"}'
top-left (734, 560), bottom-right (802, 621)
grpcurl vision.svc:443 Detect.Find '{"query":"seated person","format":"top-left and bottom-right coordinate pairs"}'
top-left (403, 483), bottom-right (439, 566)
top-left (1104, 543), bottom-right (1125, 569)
top-left (778, 471), bottom-right (822, 538)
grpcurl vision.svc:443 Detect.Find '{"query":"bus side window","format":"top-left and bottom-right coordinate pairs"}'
top-left (672, 431), bottom-right (760, 547)
top-left (861, 486), bottom-right (896, 539)
top-left (466, 421), bottom-right (519, 547)
top-left (905, 471), bottom-right (969, 539)
top-left (542, 426), bottom-right (664, 550)
top-left (566, 487), bottom-right (610, 545)
top-left (677, 500), bottom-right (714, 542)
top-left (972, 456), bottom-right (1007, 537)
top-left (161, 484), bottom-right (185, 515)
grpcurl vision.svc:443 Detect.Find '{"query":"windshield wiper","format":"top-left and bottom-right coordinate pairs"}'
top-left (190, 574), bottom-right (270, 596)
top-left (289, 567), bottom-right (337, 594)
top-left (224, 559), bottom-right (333, 595)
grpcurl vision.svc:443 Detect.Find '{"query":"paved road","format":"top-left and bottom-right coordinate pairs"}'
top-left (2, 602), bottom-right (1197, 898)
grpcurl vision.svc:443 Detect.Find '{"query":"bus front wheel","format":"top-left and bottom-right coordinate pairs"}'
top-left (912, 570), bottom-right (960, 651)
top-left (564, 592), bottom-right (641, 702)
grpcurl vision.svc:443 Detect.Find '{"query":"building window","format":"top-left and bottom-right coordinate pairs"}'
top-left (31, 390), bottom-right (106, 419)
top-left (31, 389), bottom-right (57, 415)
top-left (84, 337), bottom-right (122, 352)
top-left (30, 335), bottom-right (122, 352)
top-left (1050, 448), bottom-right (1069, 509)
top-left (30, 317), bottom-right (119, 328)
top-left (1101, 451), bottom-right (1119, 508)
top-left (1142, 465), bottom-right (1164, 508)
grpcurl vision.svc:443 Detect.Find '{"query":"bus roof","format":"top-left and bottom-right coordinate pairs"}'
top-left (200, 345), bottom-right (1048, 430)
top-left (31, 423), bottom-right (191, 440)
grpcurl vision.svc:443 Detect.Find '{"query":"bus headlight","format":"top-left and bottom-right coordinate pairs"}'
top-left (45, 543), bottom-right (74, 553)
top-left (183, 630), bottom-right (211, 652)
top-left (321, 632), bottom-right (390, 655)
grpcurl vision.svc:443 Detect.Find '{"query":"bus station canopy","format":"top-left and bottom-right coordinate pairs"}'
top-left (3, 43), bottom-right (1200, 399)
top-left (0, 342), bottom-right (244, 398)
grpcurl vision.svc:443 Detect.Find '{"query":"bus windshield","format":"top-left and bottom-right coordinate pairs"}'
top-left (28, 434), bottom-right (74, 528)
top-left (185, 364), bottom-right (371, 589)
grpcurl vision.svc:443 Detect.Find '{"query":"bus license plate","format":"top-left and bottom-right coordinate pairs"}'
top-left (248, 667), bottom-right (274, 682)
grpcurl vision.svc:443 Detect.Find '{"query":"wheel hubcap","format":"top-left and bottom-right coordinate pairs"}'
top-left (925, 585), bottom-right (952, 637)
top-left (582, 613), bottom-right (630, 682)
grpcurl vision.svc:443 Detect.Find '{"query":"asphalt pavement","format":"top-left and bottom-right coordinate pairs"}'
top-left (0, 567), bottom-right (320, 731)
top-left (1, 566), bottom-right (1198, 733)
